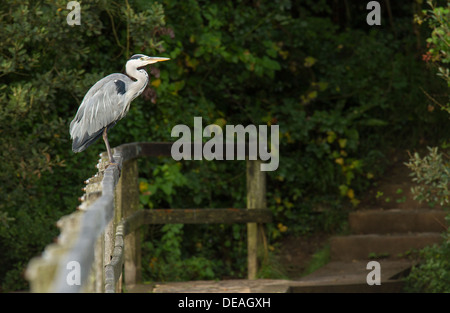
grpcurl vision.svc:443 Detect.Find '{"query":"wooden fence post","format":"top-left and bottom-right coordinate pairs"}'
top-left (246, 159), bottom-right (266, 280)
top-left (115, 159), bottom-right (141, 289)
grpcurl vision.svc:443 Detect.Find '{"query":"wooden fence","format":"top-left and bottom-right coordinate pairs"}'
top-left (25, 142), bottom-right (272, 292)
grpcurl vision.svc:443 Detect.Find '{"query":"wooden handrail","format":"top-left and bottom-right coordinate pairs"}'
top-left (25, 142), bottom-right (270, 293)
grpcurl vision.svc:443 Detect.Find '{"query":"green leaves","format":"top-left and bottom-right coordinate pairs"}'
top-left (421, 1), bottom-right (450, 102)
top-left (0, 0), bottom-right (170, 290)
top-left (405, 238), bottom-right (450, 293)
top-left (406, 146), bottom-right (450, 207)
top-left (139, 162), bottom-right (187, 208)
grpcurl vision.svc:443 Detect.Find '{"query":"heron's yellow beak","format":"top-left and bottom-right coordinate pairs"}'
top-left (145, 57), bottom-right (170, 64)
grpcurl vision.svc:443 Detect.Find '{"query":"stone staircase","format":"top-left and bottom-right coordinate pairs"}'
top-left (292, 208), bottom-right (447, 292)
top-left (290, 157), bottom-right (448, 292)
top-left (331, 209), bottom-right (446, 261)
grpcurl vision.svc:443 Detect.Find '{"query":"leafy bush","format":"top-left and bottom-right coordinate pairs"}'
top-left (404, 123), bottom-right (450, 294)
top-left (404, 1), bottom-right (450, 293)
top-left (404, 230), bottom-right (450, 293)
top-left (0, 0), bottom-right (167, 291)
top-left (417, 1), bottom-right (450, 91)
top-left (406, 147), bottom-right (450, 206)
top-left (142, 223), bottom-right (219, 282)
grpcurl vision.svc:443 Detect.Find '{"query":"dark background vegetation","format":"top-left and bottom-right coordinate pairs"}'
top-left (0, 0), bottom-right (448, 291)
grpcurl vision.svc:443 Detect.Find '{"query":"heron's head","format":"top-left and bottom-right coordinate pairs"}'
top-left (127, 54), bottom-right (170, 69)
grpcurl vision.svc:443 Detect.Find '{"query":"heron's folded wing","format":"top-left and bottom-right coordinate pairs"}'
top-left (70, 74), bottom-right (128, 151)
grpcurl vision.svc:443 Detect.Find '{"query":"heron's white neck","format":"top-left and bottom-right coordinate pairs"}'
top-left (125, 63), bottom-right (149, 101)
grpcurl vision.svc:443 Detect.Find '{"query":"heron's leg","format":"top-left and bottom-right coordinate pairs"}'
top-left (102, 128), bottom-right (115, 163)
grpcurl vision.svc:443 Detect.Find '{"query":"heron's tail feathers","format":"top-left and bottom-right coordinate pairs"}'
top-left (72, 128), bottom-right (103, 153)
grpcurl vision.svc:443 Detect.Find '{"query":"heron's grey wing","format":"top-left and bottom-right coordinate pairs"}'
top-left (70, 73), bottom-right (130, 152)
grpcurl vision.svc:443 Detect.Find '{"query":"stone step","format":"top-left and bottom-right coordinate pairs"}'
top-left (330, 232), bottom-right (442, 261)
top-left (349, 209), bottom-right (447, 234)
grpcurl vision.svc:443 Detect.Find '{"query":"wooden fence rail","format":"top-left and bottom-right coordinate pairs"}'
top-left (25, 142), bottom-right (271, 293)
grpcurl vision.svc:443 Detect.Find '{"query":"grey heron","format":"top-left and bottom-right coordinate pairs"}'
top-left (69, 54), bottom-right (169, 163)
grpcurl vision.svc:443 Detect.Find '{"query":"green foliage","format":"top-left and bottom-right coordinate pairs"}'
top-left (301, 244), bottom-right (330, 277)
top-left (138, 159), bottom-right (248, 282)
top-left (404, 138), bottom-right (450, 293)
top-left (139, 161), bottom-right (187, 208)
top-left (404, 230), bottom-right (450, 293)
top-left (256, 252), bottom-right (289, 280)
top-left (142, 224), bottom-right (218, 282)
top-left (418, 1), bottom-right (450, 85)
top-left (406, 147), bottom-right (450, 206)
top-left (404, 2), bottom-right (450, 292)
top-left (155, 1), bottom-right (450, 243)
top-left (137, 160), bottom-right (237, 281)
top-left (416, 0), bottom-right (450, 109)
top-left (0, 0), bottom-right (168, 291)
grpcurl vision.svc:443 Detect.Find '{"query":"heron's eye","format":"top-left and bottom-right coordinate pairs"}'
top-left (140, 57), bottom-right (144, 60)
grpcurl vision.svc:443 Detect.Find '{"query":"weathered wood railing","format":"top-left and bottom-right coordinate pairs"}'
top-left (25, 142), bottom-right (271, 293)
